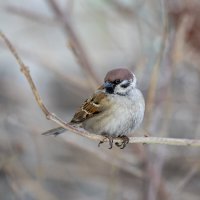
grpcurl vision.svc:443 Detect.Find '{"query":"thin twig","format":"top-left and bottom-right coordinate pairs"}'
top-left (0, 42), bottom-right (90, 96)
top-left (0, 31), bottom-right (50, 117)
top-left (1, 30), bottom-right (200, 147)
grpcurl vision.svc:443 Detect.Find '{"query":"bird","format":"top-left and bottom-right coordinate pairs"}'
top-left (42, 68), bottom-right (145, 149)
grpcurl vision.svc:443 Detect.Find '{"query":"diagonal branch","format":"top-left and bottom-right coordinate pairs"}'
top-left (0, 31), bottom-right (50, 116)
top-left (1, 30), bottom-right (200, 147)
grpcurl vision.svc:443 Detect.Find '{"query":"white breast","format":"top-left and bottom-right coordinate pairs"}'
top-left (83, 88), bottom-right (145, 137)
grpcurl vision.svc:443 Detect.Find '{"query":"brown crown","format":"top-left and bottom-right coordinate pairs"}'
top-left (104, 68), bottom-right (133, 82)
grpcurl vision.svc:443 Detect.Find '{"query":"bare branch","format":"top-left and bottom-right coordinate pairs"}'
top-left (1, 30), bottom-right (200, 147)
top-left (4, 3), bottom-right (100, 87)
top-left (0, 31), bottom-right (50, 117)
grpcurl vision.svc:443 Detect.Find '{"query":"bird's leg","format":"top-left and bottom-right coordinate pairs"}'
top-left (108, 136), bottom-right (114, 149)
top-left (98, 138), bottom-right (107, 147)
top-left (115, 135), bottom-right (129, 149)
top-left (98, 135), bottom-right (114, 149)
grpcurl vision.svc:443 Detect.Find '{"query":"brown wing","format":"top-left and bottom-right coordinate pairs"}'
top-left (70, 91), bottom-right (107, 124)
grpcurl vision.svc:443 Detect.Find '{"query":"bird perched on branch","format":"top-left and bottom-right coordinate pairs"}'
top-left (43, 68), bottom-right (145, 149)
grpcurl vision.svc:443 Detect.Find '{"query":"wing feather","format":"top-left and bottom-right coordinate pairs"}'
top-left (70, 92), bottom-right (107, 124)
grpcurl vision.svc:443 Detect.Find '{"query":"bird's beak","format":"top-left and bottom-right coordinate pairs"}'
top-left (103, 81), bottom-right (113, 88)
top-left (103, 81), bottom-right (114, 93)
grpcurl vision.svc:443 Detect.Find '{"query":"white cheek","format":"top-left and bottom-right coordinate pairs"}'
top-left (114, 83), bottom-right (134, 95)
top-left (114, 85), bottom-right (126, 94)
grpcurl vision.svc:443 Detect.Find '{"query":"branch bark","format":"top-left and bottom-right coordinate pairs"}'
top-left (1, 30), bottom-right (200, 147)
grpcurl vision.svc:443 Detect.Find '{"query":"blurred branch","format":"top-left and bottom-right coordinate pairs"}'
top-left (60, 134), bottom-right (144, 178)
top-left (47, 0), bottom-right (100, 87)
top-left (5, 5), bottom-right (57, 25)
top-left (1, 30), bottom-right (200, 147)
top-left (107, 0), bottom-right (160, 33)
top-left (108, 0), bottom-right (137, 17)
top-left (13, 45), bottom-right (90, 95)
top-left (5, 159), bottom-right (57, 200)
top-left (144, 2), bottom-right (169, 200)
top-left (5, 2), bottom-right (100, 88)
top-left (144, 0), bottom-right (168, 129)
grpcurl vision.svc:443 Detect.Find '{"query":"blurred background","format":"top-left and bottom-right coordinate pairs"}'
top-left (0, 0), bottom-right (200, 199)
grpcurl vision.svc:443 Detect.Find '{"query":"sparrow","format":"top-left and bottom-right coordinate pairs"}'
top-left (43, 68), bottom-right (145, 149)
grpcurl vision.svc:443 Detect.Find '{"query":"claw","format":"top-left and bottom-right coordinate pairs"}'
top-left (98, 137), bottom-right (107, 147)
top-left (98, 135), bottom-right (114, 149)
top-left (115, 135), bottom-right (129, 149)
top-left (98, 140), bottom-right (104, 147)
top-left (108, 136), bottom-right (113, 149)
top-left (98, 135), bottom-right (129, 149)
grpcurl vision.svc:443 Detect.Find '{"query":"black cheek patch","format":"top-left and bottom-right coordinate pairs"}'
top-left (120, 82), bottom-right (130, 88)
top-left (106, 87), bottom-right (114, 94)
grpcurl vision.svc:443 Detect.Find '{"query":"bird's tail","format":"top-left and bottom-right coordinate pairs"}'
top-left (42, 126), bottom-right (66, 136)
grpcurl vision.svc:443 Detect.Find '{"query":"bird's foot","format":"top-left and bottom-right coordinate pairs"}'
top-left (98, 135), bottom-right (114, 149)
top-left (115, 135), bottom-right (129, 149)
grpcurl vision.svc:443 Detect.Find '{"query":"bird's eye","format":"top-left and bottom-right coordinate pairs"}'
top-left (113, 79), bottom-right (121, 84)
